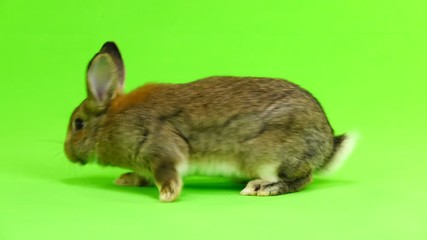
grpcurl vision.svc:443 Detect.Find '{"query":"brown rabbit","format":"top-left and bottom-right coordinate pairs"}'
top-left (64, 42), bottom-right (357, 202)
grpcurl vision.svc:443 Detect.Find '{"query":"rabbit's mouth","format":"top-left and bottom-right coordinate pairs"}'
top-left (74, 158), bottom-right (88, 165)
top-left (64, 145), bottom-right (89, 165)
top-left (66, 154), bottom-right (88, 165)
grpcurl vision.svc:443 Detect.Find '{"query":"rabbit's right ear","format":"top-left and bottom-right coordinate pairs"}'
top-left (86, 42), bottom-right (125, 108)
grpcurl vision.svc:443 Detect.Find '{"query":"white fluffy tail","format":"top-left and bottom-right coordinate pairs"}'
top-left (318, 132), bottom-right (359, 175)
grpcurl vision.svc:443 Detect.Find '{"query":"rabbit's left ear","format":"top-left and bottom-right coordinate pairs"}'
top-left (86, 42), bottom-right (125, 107)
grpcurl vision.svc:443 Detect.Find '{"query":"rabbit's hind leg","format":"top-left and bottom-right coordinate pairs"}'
top-left (240, 159), bottom-right (313, 196)
top-left (240, 173), bottom-right (312, 196)
top-left (115, 172), bottom-right (150, 187)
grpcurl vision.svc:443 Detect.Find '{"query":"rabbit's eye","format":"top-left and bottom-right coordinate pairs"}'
top-left (74, 118), bottom-right (84, 131)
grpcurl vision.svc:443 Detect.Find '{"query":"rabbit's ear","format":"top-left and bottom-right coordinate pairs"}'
top-left (99, 42), bottom-right (125, 86)
top-left (86, 42), bottom-right (125, 106)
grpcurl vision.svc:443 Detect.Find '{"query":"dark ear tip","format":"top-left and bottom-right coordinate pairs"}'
top-left (100, 41), bottom-right (121, 55)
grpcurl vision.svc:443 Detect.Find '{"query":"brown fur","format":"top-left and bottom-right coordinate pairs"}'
top-left (64, 42), bottom-right (350, 202)
top-left (110, 84), bottom-right (166, 113)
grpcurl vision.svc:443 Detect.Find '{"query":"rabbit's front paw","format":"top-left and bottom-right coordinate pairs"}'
top-left (159, 182), bottom-right (182, 202)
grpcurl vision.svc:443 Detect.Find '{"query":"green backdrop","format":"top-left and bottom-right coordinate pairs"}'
top-left (1, 0), bottom-right (426, 239)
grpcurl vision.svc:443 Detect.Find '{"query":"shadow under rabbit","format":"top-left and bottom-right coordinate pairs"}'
top-left (61, 175), bottom-right (354, 199)
top-left (304, 177), bottom-right (355, 192)
top-left (61, 175), bottom-right (159, 200)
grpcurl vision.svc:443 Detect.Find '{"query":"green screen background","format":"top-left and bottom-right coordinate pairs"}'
top-left (1, 1), bottom-right (426, 239)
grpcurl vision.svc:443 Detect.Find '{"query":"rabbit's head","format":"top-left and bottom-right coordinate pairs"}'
top-left (64, 42), bottom-right (125, 165)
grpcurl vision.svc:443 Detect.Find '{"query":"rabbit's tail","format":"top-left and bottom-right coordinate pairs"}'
top-left (317, 132), bottom-right (359, 175)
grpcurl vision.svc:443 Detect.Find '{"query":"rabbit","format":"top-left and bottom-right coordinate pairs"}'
top-left (64, 41), bottom-right (357, 202)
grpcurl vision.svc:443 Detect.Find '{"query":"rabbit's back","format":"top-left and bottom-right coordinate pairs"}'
top-left (140, 76), bottom-right (330, 129)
